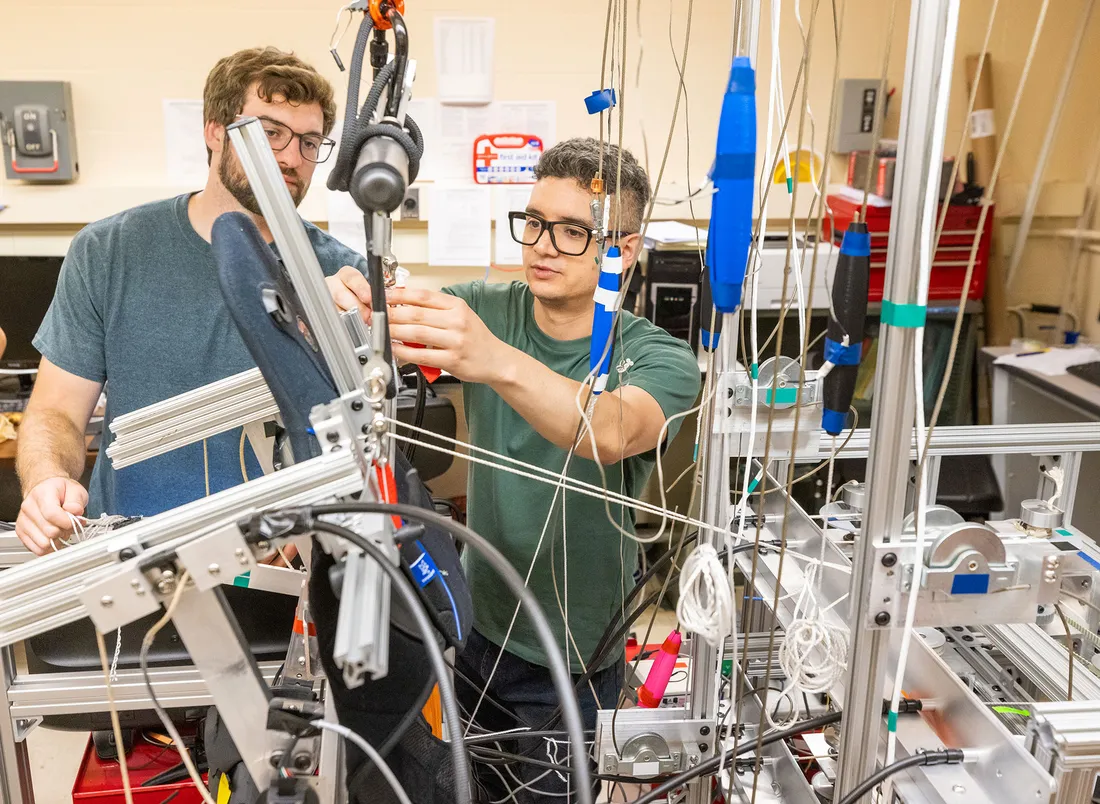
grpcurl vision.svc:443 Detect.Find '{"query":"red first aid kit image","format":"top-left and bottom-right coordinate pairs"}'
top-left (823, 193), bottom-right (993, 303)
top-left (472, 133), bottom-right (543, 184)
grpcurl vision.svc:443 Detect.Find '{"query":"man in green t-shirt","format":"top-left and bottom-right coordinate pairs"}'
top-left (330, 138), bottom-right (701, 799)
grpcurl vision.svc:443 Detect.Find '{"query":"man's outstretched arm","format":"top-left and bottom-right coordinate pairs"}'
top-left (385, 287), bottom-right (672, 464)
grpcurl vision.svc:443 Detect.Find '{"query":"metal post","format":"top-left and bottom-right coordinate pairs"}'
top-left (0, 647), bottom-right (33, 804)
top-left (834, 0), bottom-right (960, 797)
top-left (227, 119), bottom-right (364, 396)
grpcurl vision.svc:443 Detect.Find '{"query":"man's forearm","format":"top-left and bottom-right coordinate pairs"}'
top-left (490, 347), bottom-right (631, 463)
top-left (16, 408), bottom-right (88, 493)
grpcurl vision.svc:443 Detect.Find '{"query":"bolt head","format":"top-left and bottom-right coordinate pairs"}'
top-left (699, 743), bottom-right (709, 753)
top-left (208, 563), bottom-right (220, 576)
top-left (292, 752), bottom-right (313, 771)
top-left (326, 431), bottom-right (340, 443)
top-left (100, 595), bottom-right (114, 608)
top-left (700, 725), bottom-right (711, 736)
top-left (361, 424), bottom-right (371, 435)
top-left (882, 552), bottom-right (898, 568)
top-left (119, 548), bottom-right (137, 561)
top-left (967, 560), bottom-right (979, 572)
top-left (235, 548), bottom-right (250, 565)
top-left (269, 751), bottom-right (284, 768)
top-left (875, 611), bottom-right (891, 626)
top-left (351, 399), bottom-right (364, 411)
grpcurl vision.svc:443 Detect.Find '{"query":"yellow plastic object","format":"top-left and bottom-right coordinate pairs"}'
top-left (773, 149), bottom-right (823, 192)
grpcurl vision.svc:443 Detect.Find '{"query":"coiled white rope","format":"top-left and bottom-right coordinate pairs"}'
top-left (676, 543), bottom-right (733, 648)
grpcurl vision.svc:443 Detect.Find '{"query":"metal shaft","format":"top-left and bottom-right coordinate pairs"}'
top-left (834, 0), bottom-right (960, 796)
top-left (227, 119), bottom-right (364, 396)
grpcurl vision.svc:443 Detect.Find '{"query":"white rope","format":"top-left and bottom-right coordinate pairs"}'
top-left (386, 427), bottom-right (851, 574)
top-left (676, 543), bottom-right (733, 648)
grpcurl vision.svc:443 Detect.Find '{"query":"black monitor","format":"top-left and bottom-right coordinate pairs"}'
top-left (0, 255), bottom-right (62, 369)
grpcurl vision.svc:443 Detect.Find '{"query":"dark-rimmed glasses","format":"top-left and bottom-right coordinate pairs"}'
top-left (508, 212), bottom-right (600, 256)
top-left (239, 115), bottom-right (336, 164)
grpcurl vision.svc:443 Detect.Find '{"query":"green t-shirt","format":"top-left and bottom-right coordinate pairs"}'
top-left (442, 281), bottom-right (702, 672)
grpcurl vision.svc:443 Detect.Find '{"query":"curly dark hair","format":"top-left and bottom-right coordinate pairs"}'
top-left (533, 137), bottom-right (651, 232)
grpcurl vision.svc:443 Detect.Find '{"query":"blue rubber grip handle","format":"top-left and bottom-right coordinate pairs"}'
top-left (705, 56), bottom-right (756, 314)
top-left (822, 221), bottom-right (870, 435)
top-left (590, 247), bottom-right (620, 380)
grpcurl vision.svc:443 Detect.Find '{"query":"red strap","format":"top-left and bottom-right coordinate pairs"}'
top-left (292, 617), bottom-right (317, 636)
top-left (374, 463), bottom-right (403, 529)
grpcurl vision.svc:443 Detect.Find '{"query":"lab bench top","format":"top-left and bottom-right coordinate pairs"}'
top-left (982, 345), bottom-right (1100, 420)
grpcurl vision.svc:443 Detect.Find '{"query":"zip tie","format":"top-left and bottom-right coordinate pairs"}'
top-left (881, 300), bottom-right (928, 328)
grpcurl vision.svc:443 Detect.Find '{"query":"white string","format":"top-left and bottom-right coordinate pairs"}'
top-left (676, 543), bottom-right (733, 648)
top-left (312, 720), bottom-right (412, 804)
top-left (1045, 465), bottom-right (1065, 509)
top-left (386, 427), bottom-right (851, 574)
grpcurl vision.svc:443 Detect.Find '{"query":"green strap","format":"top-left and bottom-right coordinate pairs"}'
top-left (881, 300), bottom-right (927, 328)
top-left (766, 387), bottom-right (798, 405)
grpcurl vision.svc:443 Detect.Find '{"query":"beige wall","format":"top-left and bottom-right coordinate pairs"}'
top-left (1, 0), bottom-right (1098, 336)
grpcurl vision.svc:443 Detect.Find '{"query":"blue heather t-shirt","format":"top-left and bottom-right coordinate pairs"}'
top-left (33, 193), bottom-right (367, 518)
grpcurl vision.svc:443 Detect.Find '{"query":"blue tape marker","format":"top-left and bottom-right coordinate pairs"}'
top-left (584, 88), bottom-right (617, 114)
top-left (951, 574), bottom-right (990, 595)
top-left (701, 329), bottom-right (720, 350)
top-left (822, 408), bottom-right (849, 435)
top-left (1077, 551), bottom-right (1100, 572)
top-left (839, 229), bottom-right (871, 257)
top-left (823, 337), bottom-right (862, 366)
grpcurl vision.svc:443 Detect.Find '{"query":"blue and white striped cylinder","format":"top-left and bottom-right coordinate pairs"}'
top-left (590, 245), bottom-right (623, 394)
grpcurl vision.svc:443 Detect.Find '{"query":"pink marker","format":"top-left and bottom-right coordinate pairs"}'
top-left (637, 630), bottom-right (682, 708)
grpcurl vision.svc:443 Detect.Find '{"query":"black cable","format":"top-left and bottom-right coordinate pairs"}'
top-left (308, 520), bottom-right (473, 803)
top-left (834, 749), bottom-right (966, 804)
top-left (402, 366), bottom-right (427, 464)
top-left (631, 711), bottom-right (843, 804)
top-left (286, 501), bottom-right (595, 804)
top-left (384, 9), bottom-right (409, 119)
top-left (432, 496), bottom-right (465, 524)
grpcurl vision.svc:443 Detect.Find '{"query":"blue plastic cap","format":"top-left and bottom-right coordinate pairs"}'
top-left (712, 282), bottom-right (743, 315)
top-left (700, 329), bottom-right (720, 350)
top-left (1065, 331), bottom-right (1081, 345)
top-left (840, 229), bottom-right (871, 257)
top-left (607, 245), bottom-right (621, 258)
top-left (822, 408), bottom-right (849, 436)
top-left (585, 88), bottom-right (617, 114)
top-left (728, 56), bottom-right (755, 94)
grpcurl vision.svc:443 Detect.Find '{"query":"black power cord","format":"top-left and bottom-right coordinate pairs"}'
top-left (834, 749), bottom-right (966, 804)
top-left (269, 501), bottom-right (595, 804)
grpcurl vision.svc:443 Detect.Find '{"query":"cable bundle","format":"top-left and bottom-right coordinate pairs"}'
top-left (676, 543), bottom-right (733, 648)
top-left (776, 563), bottom-right (849, 713)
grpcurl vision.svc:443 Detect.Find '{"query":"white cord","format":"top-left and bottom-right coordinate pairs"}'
top-left (312, 720), bottom-right (413, 804)
top-left (1045, 465), bottom-right (1065, 509)
top-left (676, 543), bottom-right (732, 648)
top-left (384, 426), bottom-right (853, 574)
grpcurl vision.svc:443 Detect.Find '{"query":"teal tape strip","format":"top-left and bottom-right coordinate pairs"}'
top-left (750, 363), bottom-right (759, 380)
top-left (1056, 528), bottom-right (1073, 538)
top-left (887, 711), bottom-right (898, 732)
top-left (881, 300), bottom-right (927, 328)
top-left (233, 572), bottom-right (251, 588)
top-left (747, 476), bottom-right (760, 494)
top-left (766, 387), bottom-right (798, 405)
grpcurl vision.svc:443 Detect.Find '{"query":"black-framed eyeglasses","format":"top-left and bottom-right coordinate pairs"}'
top-left (508, 211), bottom-right (602, 256)
top-left (239, 115), bottom-right (336, 164)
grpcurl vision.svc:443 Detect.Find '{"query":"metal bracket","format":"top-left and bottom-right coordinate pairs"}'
top-left (12, 717), bottom-right (40, 742)
top-left (79, 562), bottom-right (161, 634)
top-left (175, 523), bottom-right (257, 592)
top-left (594, 709), bottom-right (715, 780)
top-left (866, 531), bottom-right (1063, 630)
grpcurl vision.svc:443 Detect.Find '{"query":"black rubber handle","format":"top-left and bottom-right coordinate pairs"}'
top-left (822, 222), bottom-right (870, 436)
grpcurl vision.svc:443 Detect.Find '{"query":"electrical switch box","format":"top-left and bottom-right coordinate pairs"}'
top-left (832, 78), bottom-right (884, 154)
top-left (0, 81), bottom-right (79, 182)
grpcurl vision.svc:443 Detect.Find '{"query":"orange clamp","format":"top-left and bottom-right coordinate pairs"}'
top-left (369, 0), bottom-right (405, 29)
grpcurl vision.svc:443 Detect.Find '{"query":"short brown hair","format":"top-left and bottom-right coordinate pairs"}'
top-left (203, 47), bottom-right (337, 162)
top-left (533, 137), bottom-right (651, 232)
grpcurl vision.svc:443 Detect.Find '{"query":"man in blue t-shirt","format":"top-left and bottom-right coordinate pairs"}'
top-left (14, 47), bottom-right (367, 554)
